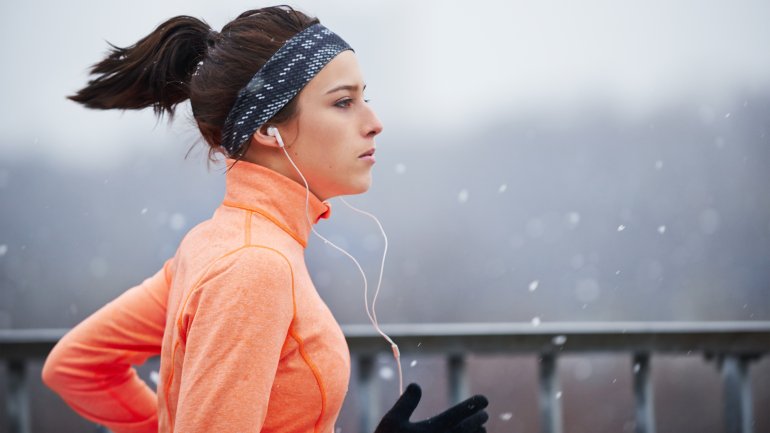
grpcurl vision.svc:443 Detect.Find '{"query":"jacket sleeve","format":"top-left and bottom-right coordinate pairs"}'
top-left (172, 247), bottom-right (294, 433)
top-left (42, 258), bottom-right (173, 433)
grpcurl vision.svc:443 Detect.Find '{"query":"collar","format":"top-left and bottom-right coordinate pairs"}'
top-left (221, 158), bottom-right (331, 248)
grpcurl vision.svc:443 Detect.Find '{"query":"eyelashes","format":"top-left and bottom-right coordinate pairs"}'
top-left (334, 98), bottom-right (352, 108)
top-left (334, 97), bottom-right (371, 108)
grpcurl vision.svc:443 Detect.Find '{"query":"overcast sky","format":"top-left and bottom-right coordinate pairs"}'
top-left (1, 0), bottom-right (769, 169)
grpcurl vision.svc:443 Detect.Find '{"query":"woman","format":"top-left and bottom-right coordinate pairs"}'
top-left (42, 6), bottom-right (489, 433)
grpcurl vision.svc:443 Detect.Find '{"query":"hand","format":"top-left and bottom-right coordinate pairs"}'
top-left (374, 383), bottom-right (489, 433)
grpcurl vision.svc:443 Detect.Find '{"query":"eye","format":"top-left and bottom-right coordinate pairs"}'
top-left (334, 98), bottom-right (353, 108)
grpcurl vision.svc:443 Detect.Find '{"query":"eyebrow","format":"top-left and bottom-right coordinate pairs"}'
top-left (325, 83), bottom-right (367, 95)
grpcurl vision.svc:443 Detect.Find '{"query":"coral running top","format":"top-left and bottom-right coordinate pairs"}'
top-left (43, 159), bottom-right (351, 433)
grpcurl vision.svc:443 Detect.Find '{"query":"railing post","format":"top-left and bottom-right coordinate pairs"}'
top-left (358, 354), bottom-right (378, 433)
top-left (7, 359), bottom-right (31, 433)
top-left (538, 353), bottom-right (563, 433)
top-left (632, 353), bottom-right (656, 433)
top-left (721, 354), bottom-right (753, 433)
top-left (448, 354), bottom-right (469, 404)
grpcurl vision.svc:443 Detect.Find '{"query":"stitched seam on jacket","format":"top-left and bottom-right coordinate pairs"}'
top-left (288, 329), bottom-right (328, 433)
top-left (245, 209), bottom-right (252, 245)
top-left (223, 200), bottom-right (306, 247)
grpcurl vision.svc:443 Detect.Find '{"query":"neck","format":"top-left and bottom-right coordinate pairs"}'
top-left (241, 145), bottom-right (334, 201)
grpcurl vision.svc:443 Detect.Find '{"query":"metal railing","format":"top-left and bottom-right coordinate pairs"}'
top-left (2, 321), bottom-right (769, 433)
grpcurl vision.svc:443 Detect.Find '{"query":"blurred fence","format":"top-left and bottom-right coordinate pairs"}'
top-left (2, 321), bottom-right (769, 433)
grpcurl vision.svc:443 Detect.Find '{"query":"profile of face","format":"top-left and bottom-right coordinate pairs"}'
top-left (249, 50), bottom-right (384, 201)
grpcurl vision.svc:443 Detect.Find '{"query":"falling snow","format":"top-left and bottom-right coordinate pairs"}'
top-left (657, 225), bottom-right (666, 234)
top-left (150, 371), bottom-right (160, 385)
top-left (379, 366), bottom-right (394, 380)
top-left (141, 208), bottom-right (149, 215)
top-left (498, 184), bottom-right (508, 193)
top-left (0, 244), bottom-right (7, 257)
top-left (499, 413), bottom-right (513, 421)
top-left (457, 189), bottom-right (469, 203)
top-left (552, 335), bottom-right (567, 345)
top-left (528, 280), bottom-right (539, 292)
top-left (410, 360), bottom-right (418, 367)
top-left (170, 213), bottom-right (187, 231)
top-left (531, 317), bottom-right (541, 326)
top-left (566, 212), bottom-right (581, 227)
top-left (617, 224), bottom-right (626, 232)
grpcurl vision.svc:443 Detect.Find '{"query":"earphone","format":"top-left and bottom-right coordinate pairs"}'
top-left (265, 125), bottom-right (404, 394)
top-left (267, 126), bottom-right (285, 148)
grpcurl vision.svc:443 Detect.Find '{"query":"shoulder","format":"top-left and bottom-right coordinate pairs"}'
top-left (196, 246), bottom-right (295, 295)
top-left (179, 246), bottom-right (296, 328)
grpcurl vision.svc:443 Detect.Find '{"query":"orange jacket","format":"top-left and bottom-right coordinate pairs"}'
top-left (42, 159), bottom-right (351, 433)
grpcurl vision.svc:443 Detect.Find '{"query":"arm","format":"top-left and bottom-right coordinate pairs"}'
top-left (42, 258), bottom-right (173, 433)
top-left (173, 247), bottom-right (294, 432)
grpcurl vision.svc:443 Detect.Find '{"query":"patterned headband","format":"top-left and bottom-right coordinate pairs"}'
top-left (220, 23), bottom-right (353, 155)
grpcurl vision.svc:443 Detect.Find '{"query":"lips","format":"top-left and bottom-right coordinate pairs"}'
top-left (358, 148), bottom-right (375, 158)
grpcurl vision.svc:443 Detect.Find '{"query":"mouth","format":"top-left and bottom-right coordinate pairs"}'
top-left (358, 148), bottom-right (376, 158)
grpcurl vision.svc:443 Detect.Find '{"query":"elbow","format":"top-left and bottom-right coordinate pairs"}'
top-left (41, 344), bottom-right (64, 391)
top-left (41, 336), bottom-right (78, 393)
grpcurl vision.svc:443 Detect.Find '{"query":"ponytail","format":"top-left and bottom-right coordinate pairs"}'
top-left (69, 6), bottom-right (320, 162)
top-left (68, 16), bottom-right (210, 118)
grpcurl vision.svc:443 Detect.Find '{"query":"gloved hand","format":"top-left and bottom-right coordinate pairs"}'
top-left (374, 383), bottom-right (489, 433)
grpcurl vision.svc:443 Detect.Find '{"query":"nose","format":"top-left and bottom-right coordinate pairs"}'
top-left (364, 103), bottom-right (383, 138)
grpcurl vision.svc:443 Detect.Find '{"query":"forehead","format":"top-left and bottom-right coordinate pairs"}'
top-left (303, 50), bottom-right (363, 94)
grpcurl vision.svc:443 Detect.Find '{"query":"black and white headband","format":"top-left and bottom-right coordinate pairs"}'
top-left (220, 23), bottom-right (353, 155)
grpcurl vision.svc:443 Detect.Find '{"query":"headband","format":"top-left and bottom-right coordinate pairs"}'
top-left (220, 23), bottom-right (353, 155)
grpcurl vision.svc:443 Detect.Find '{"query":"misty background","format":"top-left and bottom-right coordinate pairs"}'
top-left (1, 1), bottom-right (769, 432)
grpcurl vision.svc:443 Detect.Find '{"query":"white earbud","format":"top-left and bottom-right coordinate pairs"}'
top-left (266, 126), bottom-right (285, 148)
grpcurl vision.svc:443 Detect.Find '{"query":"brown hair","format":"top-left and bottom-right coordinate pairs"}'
top-left (68, 6), bottom-right (319, 162)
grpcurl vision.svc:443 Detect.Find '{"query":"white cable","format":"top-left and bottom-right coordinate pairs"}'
top-left (277, 136), bottom-right (403, 395)
top-left (339, 197), bottom-right (403, 394)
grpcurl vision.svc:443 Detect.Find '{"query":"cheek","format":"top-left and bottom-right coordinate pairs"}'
top-left (294, 106), bottom-right (361, 174)
top-left (305, 116), bottom-right (351, 161)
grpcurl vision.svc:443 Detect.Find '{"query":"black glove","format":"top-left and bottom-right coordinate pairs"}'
top-left (374, 383), bottom-right (489, 433)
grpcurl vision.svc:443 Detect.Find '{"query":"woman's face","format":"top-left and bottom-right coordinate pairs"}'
top-left (275, 50), bottom-right (383, 201)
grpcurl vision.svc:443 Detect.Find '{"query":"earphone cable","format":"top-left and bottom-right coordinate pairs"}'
top-left (278, 142), bottom-right (404, 395)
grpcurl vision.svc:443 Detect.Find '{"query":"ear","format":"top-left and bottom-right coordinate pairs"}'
top-left (251, 125), bottom-right (282, 149)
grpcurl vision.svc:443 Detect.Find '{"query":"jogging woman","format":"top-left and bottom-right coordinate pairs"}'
top-left (42, 6), bottom-right (489, 433)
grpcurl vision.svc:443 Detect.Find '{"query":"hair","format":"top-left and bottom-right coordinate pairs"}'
top-left (68, 6), bottom-right (320, 162)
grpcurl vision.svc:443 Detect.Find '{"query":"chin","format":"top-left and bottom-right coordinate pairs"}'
top-left (346, 176), bottom-right (372, 196)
